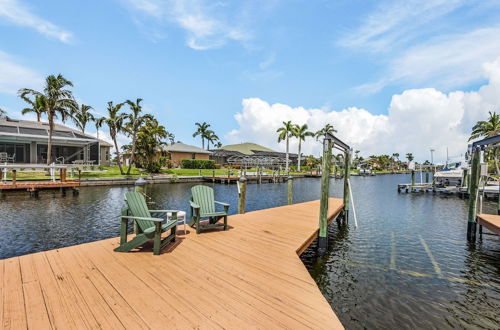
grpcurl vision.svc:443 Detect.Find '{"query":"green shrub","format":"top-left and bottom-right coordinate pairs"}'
top-left (145, 162), bottom-right (162, 173)
top-left (180, 159), bottom-right (215, 169)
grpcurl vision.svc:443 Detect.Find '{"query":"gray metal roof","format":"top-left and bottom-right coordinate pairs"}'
top-left (0, 118), bottom-right (113, 147)
top-left (163, 142), bottom-right (212, 154)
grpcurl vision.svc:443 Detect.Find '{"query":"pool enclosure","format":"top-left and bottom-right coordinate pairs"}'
top-left (0, 118), bottom-right (112, 165)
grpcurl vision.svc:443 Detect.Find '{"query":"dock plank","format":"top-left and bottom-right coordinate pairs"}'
top-left (2, 198), bottom-right (344, 329)
top-left (477, 213), bottom-right (500, 235)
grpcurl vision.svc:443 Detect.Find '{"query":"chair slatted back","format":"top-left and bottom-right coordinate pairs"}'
top-left (191, 185), bottom-right (215, 214)
top-left (125, 192), bottom-right (154, 232)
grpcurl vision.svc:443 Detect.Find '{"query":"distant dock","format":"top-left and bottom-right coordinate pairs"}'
top-left (0, 198), bottom-right (344, 329)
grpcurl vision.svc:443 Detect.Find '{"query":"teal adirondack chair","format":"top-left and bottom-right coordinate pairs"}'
top-left (190, 185), bottom-right (229, 234)
top-left (114, 192), bottom-right (178, 255)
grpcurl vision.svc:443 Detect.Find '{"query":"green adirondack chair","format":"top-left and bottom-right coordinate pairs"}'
top-left (190, 185), bottom-right (229, 234)
top-left (114, 191), bottom-right (178, 255)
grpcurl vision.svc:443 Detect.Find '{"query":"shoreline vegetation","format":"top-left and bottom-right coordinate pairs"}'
top-left (1, 165), bottom-right (413, 183)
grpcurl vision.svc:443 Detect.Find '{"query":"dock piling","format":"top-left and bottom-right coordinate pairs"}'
top-left (411, 170), bottom-right (415, 192)
top-left (467, 147), bottom-right (481, 241)
top-left (238, 176), bottom-right (247, 214)
top-left (318, 139), bottom-right (332, 253)
top-left (343, 149), bottom-right (351, 223)
top-left (287, 175), bottom-right (293, 205)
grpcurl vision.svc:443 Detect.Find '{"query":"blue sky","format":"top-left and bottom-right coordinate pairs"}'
top-left (1, 0), bottom-right (500, 161)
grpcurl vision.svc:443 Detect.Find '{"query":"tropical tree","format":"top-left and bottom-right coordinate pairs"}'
top-left (72, 104), bottom-right (95, 133)
top-left (18, 74), bottom-right (77, 164)
top-left (0, 107), bottom-right (6, 119)
top-left (277, 120), bottom-right (295, 172)
top-left (166, 131), bottom-right (175, 145)
top-left (124, 98), bottom-right (153, 175)
top-left (103, 101), bottom-right (126, 174)
top-left (205, 130), bottom-right (219, 150)
top-left (214, 141), bottom-right (223, 149)
top-left (128, 117), bottom-right (169, 172)
top-left (20, 95), bottom-right (46, 122)
top-left (293, 124), bottom-right (314, 171)
top-left (315, 123), bottom-right (337, 140)
top-left (406, 153), bottom-right (414, 162)
top-left (193, 122), bottom-right (212, 149)
top-left (95, 116), bottom-right (106, 140)
top-left (470, 111), bottom-right (500, 175)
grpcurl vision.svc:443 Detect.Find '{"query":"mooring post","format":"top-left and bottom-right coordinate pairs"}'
top-left (12, 169), bottom-right (16, 185)
top-left (497, 178), bottom-right (500, 215)
top-left (287, 175), bottom-right (293, 205)
top-left (343, 150), bottom-right (351, 224)
top-left (134, 177), bottom-right (148, 234)
top-left (425, 171), bottom-right (429, 183)
top-left (467, 147), bottom-right (481, 241)
top-left (318, 139), bottom-right (332, 254)
top-left (411, 170), bottom-right (415, 192)
top-left (238, 176), bottom-right (247, 214)
top-left (212, 169), bottom-right (215, 183)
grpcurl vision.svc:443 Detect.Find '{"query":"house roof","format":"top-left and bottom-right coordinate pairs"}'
top-left (0, 118), bottom-right (113, 147)
top-left (218, 142), bottom-right (276, 155)
top-left (163, 142), bottom-right (212, 154)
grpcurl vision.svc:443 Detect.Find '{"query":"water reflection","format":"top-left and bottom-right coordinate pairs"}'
top-left (0, 175), bottom-right (499, 328)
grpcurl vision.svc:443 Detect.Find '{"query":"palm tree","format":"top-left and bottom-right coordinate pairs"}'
top-left (0, 107), bottom-right (6, 119)
top-left (72, 104), bottom-right (95, 133)
top-left (214, 141), bottom-right (223, 149)
top-left (18, 74), bottom-right (77, 164)
top-left (103, 101), bottom-right (126, 174)
top-left (406, 153), bottom-right (414, 162)
top-left (470, 111), bottom-right (500, 175)
top-left (166, 131), bottom-right (175, 144)
top-left (293, 124), bottom-right (314, 171)
top-left (277, 120), bottom-right (295, 172)
top-left (392, 153), bottom-right (400, 171)
top-left (193, 122), bottom-right (211, 149)
top-left (20, 95), bottom-right (46, 122)
top-left (205, 131), bottom-right (219, 150)
top-left (124, 98), bottom-right (153, 175)
top-left (95, 116), bottom-right (106, 140)
top-left (315, 123), bottom-right (337, 140)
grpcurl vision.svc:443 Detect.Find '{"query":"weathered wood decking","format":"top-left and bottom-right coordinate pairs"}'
top-left (0, 180), bottom-right (79, 191)
top-left (477, 213), bottom-right (500, 236)
top-left (0, 198), bottom-right (344, 329)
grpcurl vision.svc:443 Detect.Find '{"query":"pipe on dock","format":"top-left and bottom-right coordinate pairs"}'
top-left (343, 150), bottom-right (351, 224)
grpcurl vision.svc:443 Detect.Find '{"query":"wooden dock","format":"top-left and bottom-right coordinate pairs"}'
top-left (0, 198), bottom-right (344, 329)
top-left (0, 180), bottom-right (79, 191)
top-left (203, 175), bottom-right (287, 184)
top-left (477, 213), bottom-right (500, 235)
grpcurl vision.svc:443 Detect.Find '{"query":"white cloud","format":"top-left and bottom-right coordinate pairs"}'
top-left (358, 26), bottom-right (500, 93)
top-left (0, 0), bottom-right (73, 43)
top-left (339, 0), bottom-right (467, 52)
top-left (122, 0), bottom-right (250, 49)
top-left (0, 50), bottom-right (43, 94)
top-left (228, 57), bottom-right (500, 163)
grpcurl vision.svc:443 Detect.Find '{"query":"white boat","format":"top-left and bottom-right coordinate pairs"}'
top-left (433, 161), bottom-right (467, 187)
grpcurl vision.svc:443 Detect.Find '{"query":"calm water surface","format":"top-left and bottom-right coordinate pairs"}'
top-left (0, 174), bottom-right (499, 329)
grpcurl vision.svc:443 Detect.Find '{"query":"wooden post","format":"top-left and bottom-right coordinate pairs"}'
top-left (467, 147), bottom-right (481, 241)
top-left (497, 177), bottom-right (500, 215)
top-left (425, 171), bottom-right (429, 183)
top-left (78, 169), bottom-right (82, 182)
top-left (259, 167), bottom-right (262, 184)
top-left (343, 150), bottom-right (351, 223)
top-left (212, 169), bottom-right (215, 183)
top-left (411, 170), bottom-right (415, 192)
top-left (318, 139), bottom-right (332, 253)
top-left (12, 169), bottom-right (16, 185)
top-left (238, 176), bottom-right (247, 214)
top-left (287, 175), bottom-right (293, 205)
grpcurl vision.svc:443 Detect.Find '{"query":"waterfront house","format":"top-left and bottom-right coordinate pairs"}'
top-left (163, 142), bottom-right (212, 167)
top-left (0, 118), bottom-right (112, 165)
top-left (211, 142), bottom-right (298, 167)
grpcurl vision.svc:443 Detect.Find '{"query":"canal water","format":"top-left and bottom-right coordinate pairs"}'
top-left (0, 174), bottom-right (499, 329)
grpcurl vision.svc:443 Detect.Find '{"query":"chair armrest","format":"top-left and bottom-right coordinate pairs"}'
top-left (190, 201), bottom-right (200, 209)
top-left (121, 215), bottom-right (163, 222)
top-left (214, 201), bottom-right (229, 207)
top-left (149, 210), bottom-right (180, 214)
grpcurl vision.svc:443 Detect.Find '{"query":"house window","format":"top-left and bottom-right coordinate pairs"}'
top-left (191, 153), bottom-right (196, 159)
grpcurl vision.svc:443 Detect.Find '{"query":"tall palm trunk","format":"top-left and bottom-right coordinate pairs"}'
top-left (126, 131), bottom-right (138, 175)
top-left (111, 129), bottom-right (124, 175)
top-left (37, 113), bottom-right (41, 122)
top-left (202, 138), bottom-right (205, 150)
top-left (297, 139), bottom-right (302, 172)
top-left (285, 135), bottom-right (289, 172)
top-left (47, 111), bottom-right (54, 165)
top-left (495, 148), bottom-right (500, 176)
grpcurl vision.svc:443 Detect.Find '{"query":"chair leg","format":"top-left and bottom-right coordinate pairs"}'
top-left (171, 226), bottom-right (177, 242)
top-left (223, 215), bottom-right (227, 231)
top-left (153, 222), bottom-right (162, 255)
top-left (196, 216), bottom-right (200, 234)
